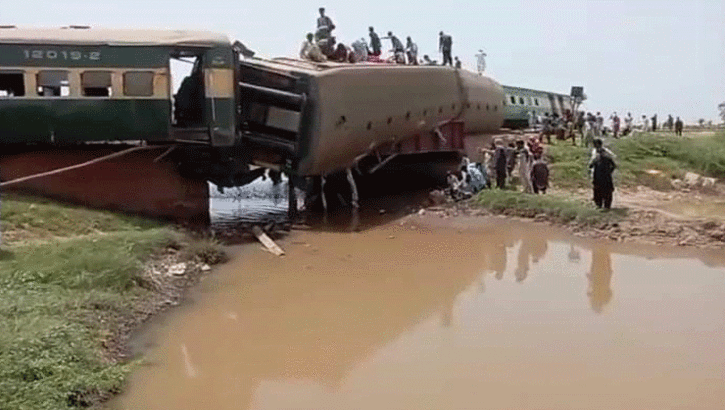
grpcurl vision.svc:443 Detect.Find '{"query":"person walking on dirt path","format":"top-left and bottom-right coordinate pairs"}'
top-left (651, 114), bottom-right (658, 132)
top-left (368, 27), bottom-right (382, 56)
top-left (675, 116), bottom-right (684, 136)
top-left (589, 138), bottom-right (617, 210)
top-left (439, 31), bottom-right (453, 66)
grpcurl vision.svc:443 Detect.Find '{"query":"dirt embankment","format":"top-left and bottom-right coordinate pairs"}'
top-left (426, 187), bottom-right (725, 250)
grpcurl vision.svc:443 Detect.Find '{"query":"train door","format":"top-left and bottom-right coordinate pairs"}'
top-left (170, 49), bottom-right (207, 140)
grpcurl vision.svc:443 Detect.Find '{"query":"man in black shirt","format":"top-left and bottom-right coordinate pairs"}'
top-left (589, 139), bottom-right (617, 209)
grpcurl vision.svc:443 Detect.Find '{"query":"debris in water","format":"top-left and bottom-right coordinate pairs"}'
top-left (253, 226), bottom-right (285, 256)
top-left (200, 264), bottom-right (211, 272)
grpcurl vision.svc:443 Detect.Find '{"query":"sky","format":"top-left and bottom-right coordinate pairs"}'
top-left (3, 0), bottom-right (724, 123)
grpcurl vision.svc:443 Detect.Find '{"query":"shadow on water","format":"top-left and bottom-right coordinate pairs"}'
top-left (209, 159), bottom-right (452, 239)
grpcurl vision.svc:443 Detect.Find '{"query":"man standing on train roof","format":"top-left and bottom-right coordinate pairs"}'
top-left (439, 31), bottom-right (453, 66)
top-left (316, 8), bottom-right (335, 37)
top-left (368, 27), bottom-right (382, 56)
top-left (405, 36), bottom-right (418, 65)
top-left (383, 32), bottom-right (404, 53)
top-left (454, 56), bottom-right (462, 69)
top-left (383, 31), bottom-right (405, 64)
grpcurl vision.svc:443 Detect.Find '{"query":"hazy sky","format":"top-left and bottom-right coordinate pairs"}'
top-left (4, 0), bottom-right (724, 122)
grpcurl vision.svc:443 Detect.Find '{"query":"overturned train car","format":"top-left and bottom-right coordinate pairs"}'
top-left (0, 27), bottom-right (505, 193)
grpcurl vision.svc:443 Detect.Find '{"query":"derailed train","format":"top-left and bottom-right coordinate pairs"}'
top-left (0, 26), bottom-right (547, 190)
top-left (501, 85), bottom-right (573, 129)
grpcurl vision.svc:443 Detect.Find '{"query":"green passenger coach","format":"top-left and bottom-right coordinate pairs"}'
top-left (0, 26), bottom-right (237, 147)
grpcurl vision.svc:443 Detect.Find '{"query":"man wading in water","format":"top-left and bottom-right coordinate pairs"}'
top-left (589, 138), bottom-right (617, 209)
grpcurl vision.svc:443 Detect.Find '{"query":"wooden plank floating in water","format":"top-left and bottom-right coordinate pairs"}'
top-left (252, 226), bottom-right (285, 256)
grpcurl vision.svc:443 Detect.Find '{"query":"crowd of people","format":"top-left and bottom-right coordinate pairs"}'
top-left (300, 7), bottom-right (463, 67)
top-left (446, 136), bottom-right (550, 200)
top-left (446, 134), bottom-right (619, 211)
top-left (532, 110), bottom-right (686, 145)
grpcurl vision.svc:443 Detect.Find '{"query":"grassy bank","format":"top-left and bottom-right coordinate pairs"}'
top-left (546, 131), bottom-right (725, 190)
top-left (0, 195), bottom-right (223, 410)
top-left (475, 189), bottom-right (626, 225)
top-left (472, 131), bottom-right (724, 226)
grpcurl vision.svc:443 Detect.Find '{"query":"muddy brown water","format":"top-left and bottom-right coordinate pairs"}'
top-left (112, 201), bottom-right (725, 409)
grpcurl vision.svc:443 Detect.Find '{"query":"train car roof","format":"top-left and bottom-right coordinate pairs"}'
top-left (0, 26), bottom-right (231, 47)
top-left (502, 84), bottom-right (569, 97)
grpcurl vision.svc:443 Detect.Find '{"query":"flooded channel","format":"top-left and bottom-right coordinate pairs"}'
top-left (113, 209), bottom-right (725, 409)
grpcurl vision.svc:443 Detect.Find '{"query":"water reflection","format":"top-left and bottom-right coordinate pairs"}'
top-left (114, 217), bottom-right (725, 410)
top-left (588, 245), bottom-right (614, 314)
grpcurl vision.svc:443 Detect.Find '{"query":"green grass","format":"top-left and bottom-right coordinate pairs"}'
top-left (545, 131), bottom-right (725, 190)
top-left (0, 195), bottom-right (222, 409)
top-left (475, 189), bottom-right (626, 225)
top-left (2, 194), bottom-right (161, 241)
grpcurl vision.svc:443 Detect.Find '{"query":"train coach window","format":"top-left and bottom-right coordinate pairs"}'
top-left (509, 95), bottom-right (516, 105)
top-left (82, 71), bottom-right (112, 97)
top-left (0, 71), bottom-right (24, 97)
top-left (519, 97), bottom-right (525, 105)
top-left (123, 71), bottom-right (154, 97)
top-left (37, 70), bottom-right (69, 97)
top-left (534, 98), bottom-right (539, 106)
